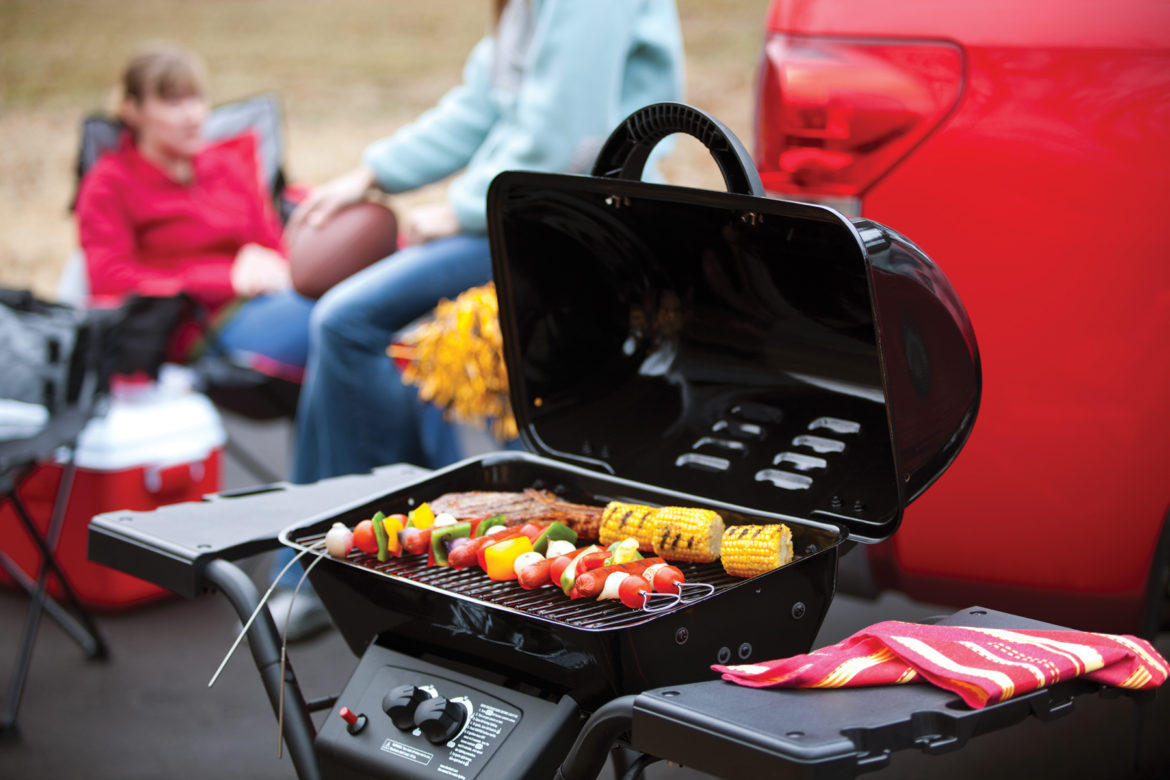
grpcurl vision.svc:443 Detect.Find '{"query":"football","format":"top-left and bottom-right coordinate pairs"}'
top-left (286, 201), bottom-right (398, 299)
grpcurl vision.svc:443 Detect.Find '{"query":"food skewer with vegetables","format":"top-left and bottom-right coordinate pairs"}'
top-left (315, 490), bottom-right (795, 614)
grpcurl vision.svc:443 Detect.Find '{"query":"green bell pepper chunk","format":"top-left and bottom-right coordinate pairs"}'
top-left (533, 522), bottom-right (577, 555)
top-left (474, 515), bottom-right (508, 537)
top-left (371, 510), bottom-right (389, 562)
top-left (431, 522), bottom-right (473, 566)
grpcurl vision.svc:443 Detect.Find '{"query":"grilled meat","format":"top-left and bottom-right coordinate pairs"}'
top-left (427, 489), bottom-right (602, 540)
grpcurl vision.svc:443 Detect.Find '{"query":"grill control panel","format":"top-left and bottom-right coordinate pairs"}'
top-left (316, 644), bottom-right (581, 780)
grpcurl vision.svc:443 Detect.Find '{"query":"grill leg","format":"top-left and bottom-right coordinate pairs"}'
top-left (554, 696), bottom-right (638, 780)
top-left (203, 559), bottom-right (321, 780)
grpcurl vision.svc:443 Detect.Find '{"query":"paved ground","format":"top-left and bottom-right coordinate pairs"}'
top-left (2, 412), bottom-right (1167, 779)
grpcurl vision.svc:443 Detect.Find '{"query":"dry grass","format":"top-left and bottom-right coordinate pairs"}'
top-left (0, 0), bottom-right (766, 299)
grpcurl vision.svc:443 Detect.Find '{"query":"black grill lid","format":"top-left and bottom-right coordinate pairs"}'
top-left (486, 104), bottom-right (979, 542)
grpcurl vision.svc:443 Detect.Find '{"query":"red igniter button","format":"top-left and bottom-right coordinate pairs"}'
top-left (339, 706), bottom-right (367, 735)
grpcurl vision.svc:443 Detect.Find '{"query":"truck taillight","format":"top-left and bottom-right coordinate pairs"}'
top-left (755, 34), bottom-right (962, 199)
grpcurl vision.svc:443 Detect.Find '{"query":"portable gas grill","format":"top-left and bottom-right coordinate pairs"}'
top-left (84, 103), bottom-right (1055, 779)
top-left (282, 100), bottom-right (978, 708)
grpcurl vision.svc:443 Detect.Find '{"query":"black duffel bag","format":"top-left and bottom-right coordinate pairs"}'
top-left (0, 288), bottom-right (186, 416)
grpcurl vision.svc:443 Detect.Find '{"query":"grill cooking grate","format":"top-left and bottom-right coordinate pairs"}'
top-left (295, 530), bottom-right (743, 630)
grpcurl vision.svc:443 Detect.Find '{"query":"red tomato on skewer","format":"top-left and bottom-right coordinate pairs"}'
top-left (352, 519), bottom-right (378, 555)
top-left (619, 575), bottom-right (652, 609)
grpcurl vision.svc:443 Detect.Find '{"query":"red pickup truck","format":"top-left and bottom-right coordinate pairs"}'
top-left (754, 0), bottom-right (1170, 635)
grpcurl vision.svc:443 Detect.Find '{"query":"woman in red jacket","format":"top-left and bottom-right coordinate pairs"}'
top-left (76, 45), bottom-right (312, 380)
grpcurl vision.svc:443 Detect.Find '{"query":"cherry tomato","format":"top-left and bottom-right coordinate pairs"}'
top-left (548, 555), bottom-right (574, 585)
top-left (618, 575), bottom-right (652, 609)
top-left (352, 519), bottom-right (378, 555)
top-left (652, 565), bottom-right (685, 594)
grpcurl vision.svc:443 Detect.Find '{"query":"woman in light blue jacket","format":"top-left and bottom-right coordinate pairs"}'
top-left (288, 0), bottom-right (685, 485)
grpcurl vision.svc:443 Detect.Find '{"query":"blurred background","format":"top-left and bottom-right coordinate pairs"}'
top-left (0, 0), bottom-right (761, 300)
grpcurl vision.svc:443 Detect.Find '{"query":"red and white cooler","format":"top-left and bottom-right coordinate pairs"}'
top-left (0, 380), bottom-right (225, 608)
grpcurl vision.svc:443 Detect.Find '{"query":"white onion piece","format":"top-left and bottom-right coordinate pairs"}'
top-left (433, 513), bottom-right (458, 527)
top-left (598, 572), bottom-right (630, 600)
top-left (485, 524), bottom-right (509, 535)
top-left (513, 551), bottom-right (545, 577)
top-left (545, 539), bottom-right (576, 558)
top-left (324, 522), bottom-right (354, 559)
top-left (642, 563), bottom-right (667, 583)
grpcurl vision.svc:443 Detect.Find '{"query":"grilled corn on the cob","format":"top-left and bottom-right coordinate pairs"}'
top-left (651, 506), bottom-right (724, 563)
top-left (599, 502), bottom-right (659, 552)
top-left (721, 523), bottom-right (793, 578)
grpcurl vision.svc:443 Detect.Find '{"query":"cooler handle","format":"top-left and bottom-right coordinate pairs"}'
top-left (590, 102), bottom-right (765, 197)
top-left (144, 462), bottom-right (203, 497)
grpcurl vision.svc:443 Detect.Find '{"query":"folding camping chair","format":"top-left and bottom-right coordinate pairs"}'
top-left (63, 93), bottom-right (303, 484)
top-left (0, 289), bottom-right (166, 737)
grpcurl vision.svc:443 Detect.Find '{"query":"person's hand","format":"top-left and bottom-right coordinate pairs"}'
top-left (405, 202), bottom-right (460, 245)
top-left (287, 164), bottom-right (377, 231)
top-left (231, 244), bottom-right (292, 297)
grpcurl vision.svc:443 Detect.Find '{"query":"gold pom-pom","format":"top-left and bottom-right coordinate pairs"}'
top-left (389, 282), bottom-right (517, 442)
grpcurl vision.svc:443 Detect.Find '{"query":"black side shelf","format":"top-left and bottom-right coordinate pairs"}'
top-left (86, 464), bottom-right (429, 598)
top-left (629, 607), bottom-right (1142, 779)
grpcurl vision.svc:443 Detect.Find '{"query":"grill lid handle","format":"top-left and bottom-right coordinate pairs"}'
top-left (591, 102), bottom-right (765, 197)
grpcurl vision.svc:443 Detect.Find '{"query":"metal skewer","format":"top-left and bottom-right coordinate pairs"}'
top-left (277, 550), bottom-right (327, 758)
top-left (207, 544), bottom-right (321, 688)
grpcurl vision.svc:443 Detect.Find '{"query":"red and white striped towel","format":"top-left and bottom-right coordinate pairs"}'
top-left (712, 621), bottom-right (1169, 708)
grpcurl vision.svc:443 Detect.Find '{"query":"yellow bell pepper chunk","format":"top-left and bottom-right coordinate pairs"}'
top-left (383, 513), bottom-right (405, 556)
top-left (483, 536), bottom-right (534, 581)
top-left (410, 503), bottom-right (435, 529)
top-left (609, 537), bottom-right (642, 565)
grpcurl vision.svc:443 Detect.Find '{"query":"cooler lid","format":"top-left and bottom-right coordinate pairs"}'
top-left (72, 388), bottom-right (225, 471)
top-left (486, 104), bottom-right (979, 542)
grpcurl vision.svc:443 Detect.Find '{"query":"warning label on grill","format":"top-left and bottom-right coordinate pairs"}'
top-left (380, 739), bottom-right (433, 766)
top-left (441, 703), bottom-right (521, 775)
top-left (467, 704), bottom-right (519, 741)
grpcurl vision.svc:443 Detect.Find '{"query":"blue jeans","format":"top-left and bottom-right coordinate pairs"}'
top-left (212, 289), bottom-right (314, 378)
top-left (291, 234), bottom-right (493, 485)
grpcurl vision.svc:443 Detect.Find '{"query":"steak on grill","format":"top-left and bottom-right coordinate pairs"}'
top-left (426, 489), bottom-right (602, 540)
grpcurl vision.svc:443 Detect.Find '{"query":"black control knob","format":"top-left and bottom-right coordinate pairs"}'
top-left (413, 696), bottom-right (467, 745)
top-left (382, 685), bottom-right (432, 731)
